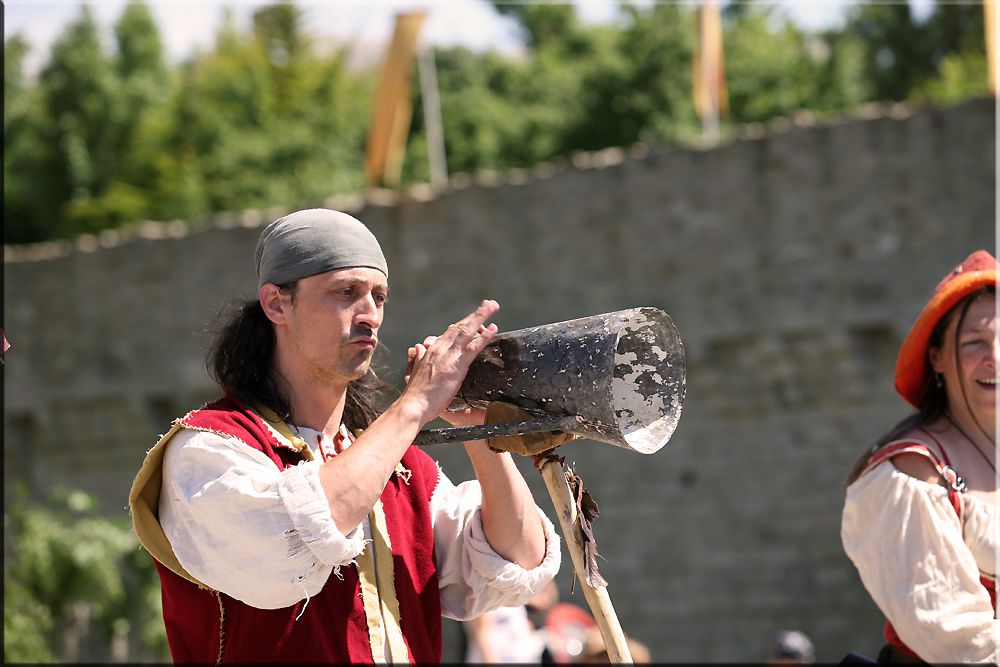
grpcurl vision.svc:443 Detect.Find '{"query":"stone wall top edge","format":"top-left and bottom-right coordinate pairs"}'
top-left (3, 97), bottom-right (990, 263)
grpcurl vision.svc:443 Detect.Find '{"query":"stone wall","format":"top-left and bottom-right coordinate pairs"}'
top-left (4, 97), bottom-right (994, 662)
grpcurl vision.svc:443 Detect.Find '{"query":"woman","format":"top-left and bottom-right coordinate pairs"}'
top-left (842, 249), bottom-right (997, 663)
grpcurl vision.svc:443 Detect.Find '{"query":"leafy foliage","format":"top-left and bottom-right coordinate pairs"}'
top-left (3, 486), bottom-right (168, 662)
top-left (2, 0), bottom-right (991, 244)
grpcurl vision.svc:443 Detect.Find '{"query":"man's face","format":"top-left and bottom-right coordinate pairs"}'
top-left (277, 266), bottom-right (388, 386)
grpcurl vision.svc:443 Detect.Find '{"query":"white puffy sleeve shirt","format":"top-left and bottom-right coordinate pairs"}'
top-left (841, 461), bottom-right (999, 663)
top-left (159, 426), bottom-right (560, 619)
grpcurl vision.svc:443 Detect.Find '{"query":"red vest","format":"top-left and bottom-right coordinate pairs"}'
top-left (864, 436), bottom-right (996, 662)
top-left (156, 396), bottom-right (443, 664)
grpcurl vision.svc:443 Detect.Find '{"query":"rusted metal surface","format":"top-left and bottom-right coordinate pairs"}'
top-left (413, 415), bottom-right (582, 446)
top-left (416, 307), bottom-right (686, 453)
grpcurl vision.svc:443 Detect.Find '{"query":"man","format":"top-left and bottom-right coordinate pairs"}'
top-left (129, 208), bottom-right (562, 663)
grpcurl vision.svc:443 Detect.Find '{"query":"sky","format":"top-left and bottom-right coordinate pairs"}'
top-left (5, 1), bottom-right (935, 75)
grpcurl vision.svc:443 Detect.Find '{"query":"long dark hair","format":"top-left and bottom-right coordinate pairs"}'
top-left (845, 285), bottom-right (995, 485)
top-left (207, 281), bottom-right (389, 432)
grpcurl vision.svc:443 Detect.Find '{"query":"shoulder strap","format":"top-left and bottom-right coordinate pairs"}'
top-left (913, 427), bottom-right (953, 466)
top-left (251, 404), bottom-right (317, 462)
top-left (865, 439), bottom-right (965, 520)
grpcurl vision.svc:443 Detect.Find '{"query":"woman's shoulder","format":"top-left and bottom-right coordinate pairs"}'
top-left (889, 451), bottom-right (945, 484)
top-left (865, 429), bottom-right (949, 484)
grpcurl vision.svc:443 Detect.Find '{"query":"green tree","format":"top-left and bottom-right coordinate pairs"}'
top-left (810, 29), bottom-right (872, 112)
top-left (64, 1), bottom-right (174, 230)
top-left (844, 2), bottom-right (932, 101)
top-left (3, 487), bottom-right (168, 662)
top-left (161, 4), bottom-right (368, 214)
top-left (429, 44), bottom-right (578, 177)
top-left (4, 35), bottom-right (32, 152)
top-left (492, 2), bottom-right (580, 50)
top-left (4, 34), bottom-right (50, 243)
top-left (924, 0), bottom-right (986, 65)
top-left (37, 6), bottom-right (125, 237)
top-left (3, 0), bottom-right (992, 243)
top-left (566, 3), bottom-right (699, 149)
top-left (112, 0), bottom-right (170, 176)
top-left (253, 2), bottom-right (307, 110)
top-left (430, 3), bottom-right (686, 177)
top-left (914, 1), bottom-right (989, 103)
top-left (724, 6), bottom-right (818, 123)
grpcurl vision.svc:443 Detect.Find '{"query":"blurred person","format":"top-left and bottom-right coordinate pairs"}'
top-left (577, 625), bottom-right (651, 664)
top-left (767, 629), bottom-right (815, 664)
top-left (464, 604), bottom-right (546, 663)
top-left (463, 579), bottom-right (560, 663)
top-left (842, 250), bottom-right (998, 663)
top-left (129, 208), bottom-right (563, 663)
top-left (542, 600), bottom-right (598, 663)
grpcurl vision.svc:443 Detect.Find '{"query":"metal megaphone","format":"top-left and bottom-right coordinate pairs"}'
top-left (413, 307), bottom-right (686, 454)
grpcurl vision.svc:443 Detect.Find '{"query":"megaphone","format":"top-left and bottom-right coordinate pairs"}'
top-left (414, 307), bottom-right (685, 454)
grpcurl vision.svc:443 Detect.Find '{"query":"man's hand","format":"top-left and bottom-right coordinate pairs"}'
top-left (405, 340), bottom-right (487, 428)
top-left (402, 303), bottom-right (546, 568)
top-left (320, 300), bottom-right (498, 535)
top-left (400, 300), bottom-right (499, 426)
top-left (484, 402), bottom-right (579, 456)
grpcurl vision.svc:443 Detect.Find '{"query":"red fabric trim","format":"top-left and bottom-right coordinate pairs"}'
top-left (881, 621), bottom-right (923, 661)
top-left (865, 440), bottom-right (963, 519)
top-left (180, 395), bottom-right (302, 469)
top-left (383, 446), bottom-right (443, 663)
top-left (983, 576), bottom-right (997, 610)
top-left (155, 560), bottom-right (222, 664)
top-left (867, 437), bottom-right (992, 662)
top-left (913, 427), bottom-right (952, 466)
top-left (156, 396), bottom-right (444, 663)
top-left (883, 577), bottom-right (997, 661)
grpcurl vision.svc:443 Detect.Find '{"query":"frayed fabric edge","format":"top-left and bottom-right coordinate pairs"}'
top-left (295, 582), bottom-right (310, 621)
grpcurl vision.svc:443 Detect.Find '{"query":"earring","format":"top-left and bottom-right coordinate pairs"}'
top-left (935, 373), bottom-right (943, 389)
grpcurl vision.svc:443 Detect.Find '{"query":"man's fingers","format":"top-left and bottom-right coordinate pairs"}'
top-left (410, 344), bottom-right (427, 367)
top-left (467, 322), bottom-right (498, 355)
top-left (450, 299), bottom-right (499, 342)
top-left (410, 301), bottom-right (498, 384)
top-left (474, 299), bottom-right (500, 324)
top-left (406, 345), bottom-right (418, 376)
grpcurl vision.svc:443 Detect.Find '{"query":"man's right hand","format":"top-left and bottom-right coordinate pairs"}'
top-left (400, 299), bottom-right (500, 425)
top-left (318, 300), bottom-right (500, 535)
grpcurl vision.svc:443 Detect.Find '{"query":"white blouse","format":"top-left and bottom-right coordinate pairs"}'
top-left (842, 460), bottom-right (999, 663)
top-left (158, 424), bottom-right (561, 621)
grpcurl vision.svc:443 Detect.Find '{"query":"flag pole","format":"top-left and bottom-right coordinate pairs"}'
top-left (417, 41), bottom-right (448, 191)
top-left (693, 0), bottom-right (725, 146)
top-left (364, 11), bottom-right (427, 189)
top-left (986, 0), bottom-right (996, 95)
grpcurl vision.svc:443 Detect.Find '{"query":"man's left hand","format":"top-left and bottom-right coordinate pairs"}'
top-left (484, 402), bottom-right (579, 456)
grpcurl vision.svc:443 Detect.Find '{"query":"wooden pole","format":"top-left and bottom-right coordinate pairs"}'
top-left (539, 460), bottom-right (633, 663)
top-left (364, 11), bottom-right (426, 188)
top-left (986, 0), bottom-right (996, 95)
top-left (417, 42), bottom-right (448, 190)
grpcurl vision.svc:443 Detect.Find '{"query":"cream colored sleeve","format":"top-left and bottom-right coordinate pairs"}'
top-left (841, 461), bottom-right (998, 663)
top-left (159, 429), bottom-right (367, 609)
top-left (430, 467), bottom-right (561, 621)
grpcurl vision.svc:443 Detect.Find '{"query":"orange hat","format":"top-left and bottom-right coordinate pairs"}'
top-left (895, 249), bottom-right (998, 407)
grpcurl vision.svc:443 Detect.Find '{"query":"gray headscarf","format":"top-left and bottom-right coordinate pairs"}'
top-left (255, 209), bottom-right (388, 289)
